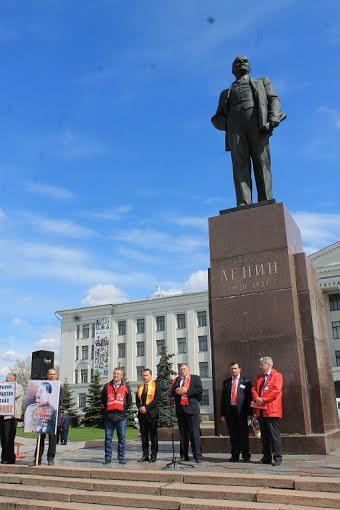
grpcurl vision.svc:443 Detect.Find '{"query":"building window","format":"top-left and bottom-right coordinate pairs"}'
top-left (137, 341), bottom-right (145, 357)
top-left (330, 294), bottom-right (340, 312)
top-left (201, 389), bottom-right (209, 406)
top-left (81, 346), bottom-right (89, 360)
top-left (157, 339), bottom-right (165, 355)
top-left (136, 366), bottom-right (145, 380)
top-left (156, 316), bottom-right (165, 332)
top-left (75, 370), bottom-right (78, 384)
top-left (198, 335), bottom-right (208, 352)
top-left (199, 362), bottom-right (209, 378)
top-left (177, 337), bottom-right (187, 354)
top-left (177, 313), bottom-right (186, 329)
top-left (332, 321), bottom-right (340, 339)
top-left (197, 311), bottom-right (207, 327)
top-left (336, 351), bottom-right (340, 367)
top-left (118, 343), bottom-right (126, 358)
top-left (76, 325), bottom-right (80, 340)
top-left (79, 393), bottom-right (87, 408)
top-left (119, 366), bottom-right (125, 376)
top-left (82, 324), bottom-right (90, 339)
top-left (91, 323), bottom-right (95, 337)
top-left (118, 320), bottom-right (126, 336)
top-left (137, 318), bottom-right (145, 334)
top-left (81, 369), bottom-right (88, 383)
top-left (91, 368), bottom-right (94, 382)
top-left (91, 345), bottom-right (94, 359)
top-left (75, 346), bottom-right (79, 361)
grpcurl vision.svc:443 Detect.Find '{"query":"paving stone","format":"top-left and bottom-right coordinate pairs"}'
top-left (24, 466), bottom-right (92, 479)
top-left (0, 496), bottom-right (158, 510)
top-left (0, 484), bottom-right (73, 503)
top-left (257, 487), bottom-right (340, 508)
top-left (294, 475), bottom-right (340, 492)
top-left (183, 472), bottom-right (295, 489)
top-left (20, 475), bottom-right (93, 491)
top-left (161, 482), bottom-right (257, 502)
top-left (181, 499), bottom-right (278, 510)
top-left (90, 467), bottom-right (183, 483)
top-left (0, 474), bottom-right (22, 484)
top-left (92, 478), bottom-right (165, 495)
top-left (71, 490), bottom-right (182, 509)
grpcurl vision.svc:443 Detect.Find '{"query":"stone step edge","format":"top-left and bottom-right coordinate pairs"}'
top-left (0, 495), bottom-right (338, 510)
top-left (1, 482), bottom-right (340, 507)
top-left (1, 465), bottom-right (340, 493)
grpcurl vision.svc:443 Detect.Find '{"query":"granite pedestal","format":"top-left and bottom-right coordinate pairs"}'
top-left (208, 202), bottom-right (340, 453)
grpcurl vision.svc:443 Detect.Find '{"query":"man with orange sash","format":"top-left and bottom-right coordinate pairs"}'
top-left (101, 367), bottom-right (132, 465)
top-left (171, 363), bottom-right (203, 463)
top-left (136, 369), bottom-right (160, 463)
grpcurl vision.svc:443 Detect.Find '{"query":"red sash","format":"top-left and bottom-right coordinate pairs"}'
top-left (172, 375), bottom-right (191, 406)
top-left (106, 383), bottom-right (128, 411)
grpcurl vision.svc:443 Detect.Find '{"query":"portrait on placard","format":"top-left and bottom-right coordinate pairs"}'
top-left (24, 380), bottom-right (60, 434)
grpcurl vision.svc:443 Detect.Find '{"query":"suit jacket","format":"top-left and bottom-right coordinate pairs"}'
top-left (251, 369), bottom-right (283, 418)
top-left (220, 376), bottom-right (252, 419)
top-left (171, 374), bottom-right (202, 415)
top-left (135, 381), bottom-right (161, 422)
top-left (211, 76), bottom-right (282, 151)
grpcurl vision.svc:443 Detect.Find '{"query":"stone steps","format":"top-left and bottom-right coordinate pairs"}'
top-left (0, 465), bottom-right (339, 510)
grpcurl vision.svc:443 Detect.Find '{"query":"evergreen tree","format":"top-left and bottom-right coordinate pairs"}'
top-left (82, 370), bottom-right (104, 427)
top-left (156, 346), bottom-right (176, 427)
top-left (61, 379), bottom-right (79, 425)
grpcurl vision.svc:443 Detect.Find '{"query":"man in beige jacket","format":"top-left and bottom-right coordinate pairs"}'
top-left (0, 373), bottom-right (23, 464)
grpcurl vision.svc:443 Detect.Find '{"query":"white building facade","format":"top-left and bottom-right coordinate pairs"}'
top-left (57, 291), bottom-right (213, 414)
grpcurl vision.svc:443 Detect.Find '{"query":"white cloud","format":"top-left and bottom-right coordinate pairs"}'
top-left (0, 351), bottom-right (21, 361)
top-left (11, 317), bottom-right (27, 327)
top-left (35, 338), bottom-right (59, 349)
top-left (318, 106), bottom-right (340, 130)
top-left (170, 216), bottom-right (208, 230)
top-left (82, 284), bottom-right (128, 306)
top-left (82, 205), bottom-right (132, 221)
top-left (0, 208), bottom-right (6, 220)
top-left (19, 212), bottom-right (95, 239)
top-left (25, 182), bottom-right (75, 200)
top-left (293, 211), bottom-right (340, 254)
top-left (114, 228), bottom-right (206, 253)
top-left (183, 270), bottom-right (208, 292)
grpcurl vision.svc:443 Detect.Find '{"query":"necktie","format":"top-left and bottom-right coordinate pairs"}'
top-left (231, 376), bottom-right (237, 404)
top-left (259, 375), bottom-right (267, 396)
top-left (143, 384), bottom-right (148, 394)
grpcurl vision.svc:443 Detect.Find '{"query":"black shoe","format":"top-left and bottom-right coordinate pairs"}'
top-left (258, 458), bottom-right (272, 464)
top-left (29, 460), bottom-right (41, 466)
top-left (272, 459), bottom-right (282, 466)
top-left (243, 458), bottom-right (251, 463)
top-left (119, 459), bottom-right (126, 464)
top-left (180, 454), bottom-right (189, 461)
top-left (102, 459), bottom-right (112, 465)
top-left (138, 456), bottom-right (149, 462)
top-left (228, 457), bottom-right (239, 462)
top-left (149, 456), bottom-right (157, 463)
top-left (195, 458), bottom-right (202, 464)
top-left (47, 459), bottom-right (54, 466)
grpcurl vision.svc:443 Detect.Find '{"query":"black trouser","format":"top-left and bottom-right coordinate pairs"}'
top-left (139, 416), bottom-right (158, 458)
top-left (228, 108), bottom-right (272, 206)
top-left (177, 410), bottom-right (202, 459)
top-left (226, 407), bottom-right (250, 460)
top-left (34, 433), bottom-right (57, 461)
top-left (259, 417), bottom-right (282, 461)
top-left (60, 429), bottom-right (69, 445)
top-left (0, 417), bottom-right (17, 464)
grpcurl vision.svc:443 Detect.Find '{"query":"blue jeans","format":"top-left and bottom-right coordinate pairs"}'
top-left (104, 418), bottom-right (126, 461)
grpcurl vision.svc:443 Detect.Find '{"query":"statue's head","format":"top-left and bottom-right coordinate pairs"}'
top-left (232, 56), bottom-right (251, 78)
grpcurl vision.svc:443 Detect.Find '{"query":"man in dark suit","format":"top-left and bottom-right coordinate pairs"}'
top-left (171, 363), bottom-right (203, 463)
top-left (220, 362), bottom-right (252, 462)
top-left (211, 56), bottom-right (286, 206)
top-left (136, 369), bottom-right (160, 463)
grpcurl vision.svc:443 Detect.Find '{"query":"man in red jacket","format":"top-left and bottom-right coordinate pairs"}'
top-left (251, 356), bottom-right (283, 466)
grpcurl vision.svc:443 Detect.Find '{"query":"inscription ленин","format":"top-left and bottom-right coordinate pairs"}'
top-left (219, 261), bottom-right (278, 293)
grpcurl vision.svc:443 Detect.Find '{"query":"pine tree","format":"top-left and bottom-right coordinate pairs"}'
top-left (82, 370), bottom-right (104, 428)
top-left (61, 379), bottom-right (79, 425)
top-left (156, 346), bottom-right (176, 427)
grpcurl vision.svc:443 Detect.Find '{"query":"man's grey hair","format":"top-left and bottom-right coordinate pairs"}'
top-left (260, 356), bottom-right (273, 366)
top-left (179, 363), bottom-right (190, 370)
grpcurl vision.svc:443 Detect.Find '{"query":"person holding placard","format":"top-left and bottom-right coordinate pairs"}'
top-left (0, 373), bottom-right (23, 464)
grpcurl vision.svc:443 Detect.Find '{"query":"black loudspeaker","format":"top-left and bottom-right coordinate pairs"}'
top-left (31, 350), bottom-right (55, 380)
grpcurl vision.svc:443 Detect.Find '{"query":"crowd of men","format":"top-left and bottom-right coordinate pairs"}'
top-left (0, 356), bottom-right (283, 468)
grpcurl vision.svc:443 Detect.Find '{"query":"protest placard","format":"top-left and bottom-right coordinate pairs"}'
top-left (24, 380), bottom-right (60, 434)
top-left (0, 382), bottom-right (16, 416)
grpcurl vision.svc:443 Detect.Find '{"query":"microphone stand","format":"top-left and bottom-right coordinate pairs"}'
top-left (161, 390), bottom-right (195, 471)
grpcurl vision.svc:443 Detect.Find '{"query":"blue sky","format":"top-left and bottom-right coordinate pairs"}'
top-left (1, 0), bottom-right (340, 375)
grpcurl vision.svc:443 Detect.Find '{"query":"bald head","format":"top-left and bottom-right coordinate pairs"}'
top-left (232, 56), bottom-right (251, 79)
